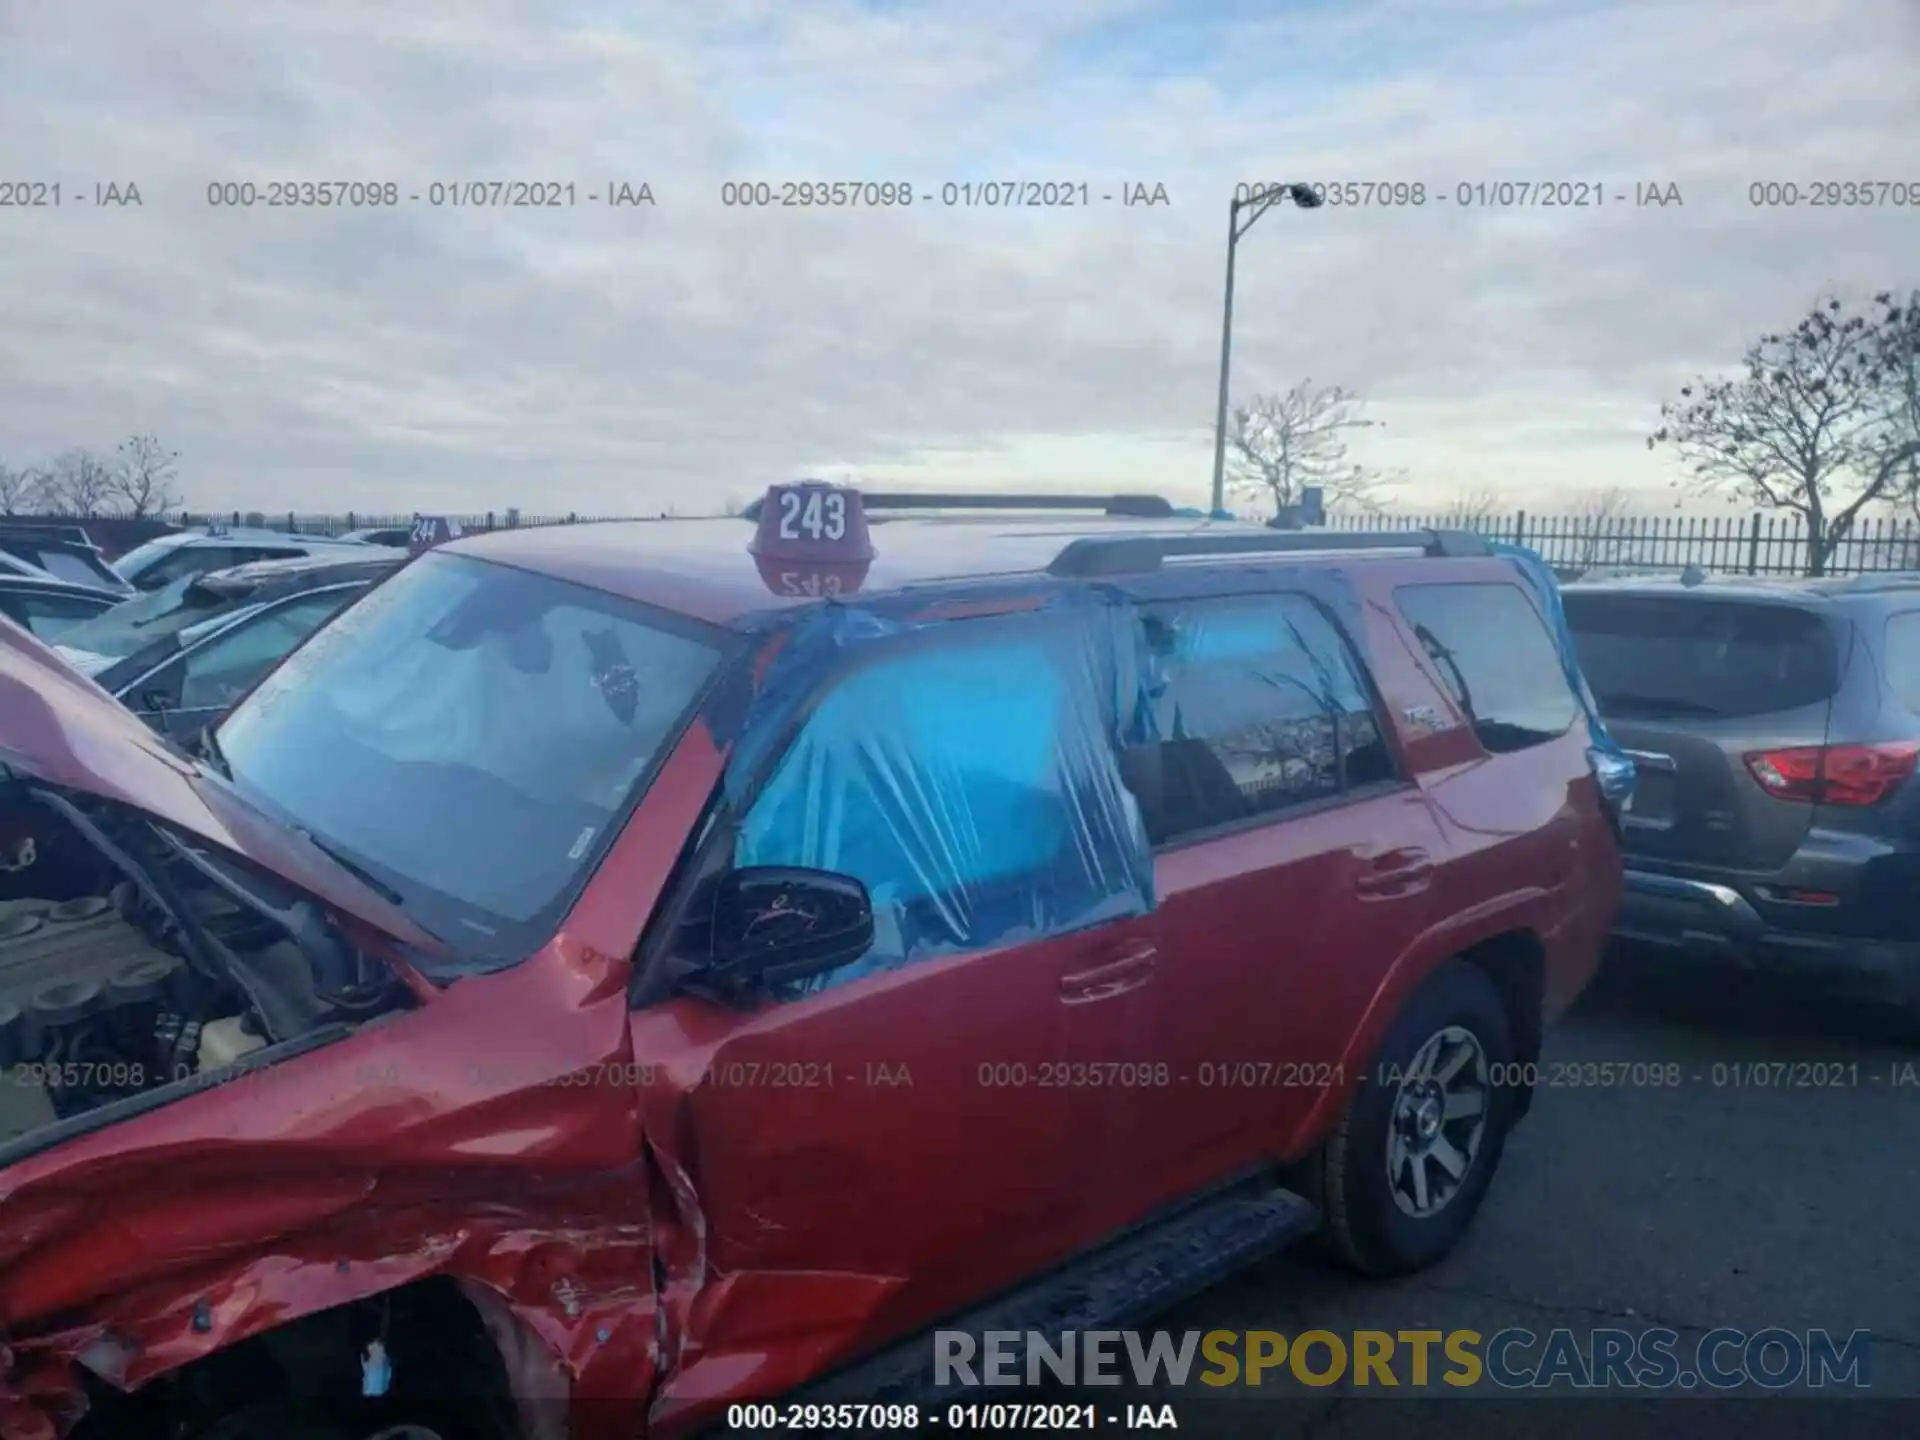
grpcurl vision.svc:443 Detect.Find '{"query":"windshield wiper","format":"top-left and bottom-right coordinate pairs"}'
top-left (294, 827), bottom-right (407, 906)
top-left (196, 724), bottom-right (231, 778)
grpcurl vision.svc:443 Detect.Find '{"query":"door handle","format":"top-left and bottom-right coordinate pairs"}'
top-left (1355, 847), bottom-right (1434, 898)
top-left (1060, 944), bottom-right (1158, 1003)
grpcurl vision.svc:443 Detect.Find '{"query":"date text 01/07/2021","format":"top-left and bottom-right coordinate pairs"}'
top-left (723, 1401), bottom-right (1181, 1431)
top-left (201, 181), bottom-right (656, 208)
top-left (716, 181), bottom-right (1170, 208)
top-left (1232, 181), bottom-right (1684, 207)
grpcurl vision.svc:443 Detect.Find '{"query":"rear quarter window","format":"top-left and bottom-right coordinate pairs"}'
top-left (1119, 592), bottom-right (1395, 845)
top-left (1393, 581), bottom-right (1579, 754)
top-left (1886, 612), bottom-right (1920, 713)
top-left (1562, 594), bottom-right (1839, 720)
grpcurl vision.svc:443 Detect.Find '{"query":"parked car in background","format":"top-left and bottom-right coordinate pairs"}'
top-left (52, 552), bottom-right (405, 739)
top-left (1563, 573), bottom-right (1920, 1014)
top-left (0, 532), bottom-right (132, 595)
top-left (0, 485), bottom-right (1624, 1439)
top-left (110, 524), bottom-right (381, 592)
top-left (0, 573), bottom-right (122, 641)
top-left (337, 525), bottom-right (414, 547)
top-left (0, 523), bottom-right (133, 593)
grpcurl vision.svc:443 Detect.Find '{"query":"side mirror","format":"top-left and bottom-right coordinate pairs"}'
top-left (708, 866), bottom-right (875, 995)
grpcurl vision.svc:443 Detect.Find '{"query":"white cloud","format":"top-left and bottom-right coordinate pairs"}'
top-left (0, 0), bottom-right (1915, 518)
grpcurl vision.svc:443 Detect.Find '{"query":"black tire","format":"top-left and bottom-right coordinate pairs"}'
top-left (1306, 959), bottom-right (1518, 1277)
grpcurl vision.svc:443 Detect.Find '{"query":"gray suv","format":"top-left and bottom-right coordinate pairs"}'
top-left (1563, 573), bottom-right (1920, 1010)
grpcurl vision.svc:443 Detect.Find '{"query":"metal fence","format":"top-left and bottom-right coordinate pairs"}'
top-left (1329, 510), bottom-right (1920, 577)
top-left (174, 509), bottom-right (658, 535)
top-left (21, 504), bottom-right (1920, 577)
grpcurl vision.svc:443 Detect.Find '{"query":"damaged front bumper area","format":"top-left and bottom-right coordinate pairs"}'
top-left (0, 897), bottom-right (678, 1439)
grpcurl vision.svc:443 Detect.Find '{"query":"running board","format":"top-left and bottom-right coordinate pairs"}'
top-left (788, 1183), bottom-right (1320, 1408)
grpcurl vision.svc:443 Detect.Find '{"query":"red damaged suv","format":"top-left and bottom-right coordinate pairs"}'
top-left (0, 487), bottom-right (1625, 1440)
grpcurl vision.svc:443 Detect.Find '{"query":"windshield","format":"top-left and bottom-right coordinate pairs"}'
top-left (55, 573), bottom-right (229, 658)
top-left (213, 551), bottom-right (725, 963)
top-left (112, 535), bottom-right (184, 581)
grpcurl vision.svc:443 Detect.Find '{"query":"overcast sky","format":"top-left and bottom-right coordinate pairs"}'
top-left (1, 0), bottom-right (1916, 519)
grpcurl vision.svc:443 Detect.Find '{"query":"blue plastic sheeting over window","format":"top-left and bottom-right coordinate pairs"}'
top-left (1490, 542), bottom-right (1636, 791)
top-left (1153, 600), bottom-right (1372, 716)
top-left (731, 603), bottom-right (1152, 993)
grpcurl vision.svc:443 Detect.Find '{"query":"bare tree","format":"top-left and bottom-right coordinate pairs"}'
top-left (109, 434), bottom-right (183, 517)
top-left (43, 448), bottom-right (117, 514)
top-left (0, 465), bottom-right (52, 515)
top-left (1434, 486), bottom-right (1508, 531)
top-left (1651, 292), bottom-right (1920, 576)
top-left (1226, 380), bottom-right (1393, 517)
top-left (1870, 290), bottom-right (1920, 524)
top-left (1571, 484), bottom-right (1646, 569)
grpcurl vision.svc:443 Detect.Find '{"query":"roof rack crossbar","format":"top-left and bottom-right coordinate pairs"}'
top-left (1047, 528), bottom-right (1488, 577)
top-left (741, 492), bottom-right (1174, 522)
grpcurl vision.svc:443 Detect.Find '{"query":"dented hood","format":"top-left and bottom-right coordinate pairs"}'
top-left (0, 618), bottom-right (447, 956)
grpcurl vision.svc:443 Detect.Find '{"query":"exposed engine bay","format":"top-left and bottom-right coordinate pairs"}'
top-left (0, 782), bottom-right (413, 1156)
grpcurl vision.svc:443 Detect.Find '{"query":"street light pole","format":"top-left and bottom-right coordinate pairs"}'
top-left (1208, 182), bottom-right (1324, 518)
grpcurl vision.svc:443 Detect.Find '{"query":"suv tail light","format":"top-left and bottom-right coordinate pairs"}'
top-left (1743, 741), bottom-right (1920, 807)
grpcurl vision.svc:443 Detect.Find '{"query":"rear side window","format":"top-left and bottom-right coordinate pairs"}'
top-left (1395, 582), bottom-right (1579, 754)
top-left (1120, 593), bottom-right (1393, 845)
top-left (1886, 612), bottom-right (1920, 712)
top-left (1563, 594), bottom-right (1838, 720)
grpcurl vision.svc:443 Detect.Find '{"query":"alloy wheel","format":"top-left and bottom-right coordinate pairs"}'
top-left (1386, 1024), bottom-right (1491, 1218)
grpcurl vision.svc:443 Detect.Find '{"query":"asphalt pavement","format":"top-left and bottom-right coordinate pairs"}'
top-left (1048, 949), bottom-right (1920, 1437)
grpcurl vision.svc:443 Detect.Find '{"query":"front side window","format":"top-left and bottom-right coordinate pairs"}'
top-left (1395, 582), bottom-right (1579, 754)
top-left (732, 610), bottom-right (1149, 989)
top-left (1118, 593), bottom-right (1392, 844)
top-left (174, 591), bottom-right (359, 712)
top-left (215, 552), bottom-right (724, 963)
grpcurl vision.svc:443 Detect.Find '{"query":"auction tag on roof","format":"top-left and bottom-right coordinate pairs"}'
top-left (409, 515), bottom-right (460, 556)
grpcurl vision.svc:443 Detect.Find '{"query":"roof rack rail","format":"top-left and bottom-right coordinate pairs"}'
top-left (1047, 528), bottom-right (1489, 578)
top-left (1834, 569), bottom-right (1920, 592)
top-left (740, 491), bottom-right (1176, 522)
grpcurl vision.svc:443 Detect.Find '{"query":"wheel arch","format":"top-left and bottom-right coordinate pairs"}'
top-left (1453, 928), bottom-right (1546, 1119)
top-left (68, 1275), bottom-right (535, 1440)
top-left (1290, 904), bottom-right (1551, 1156)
